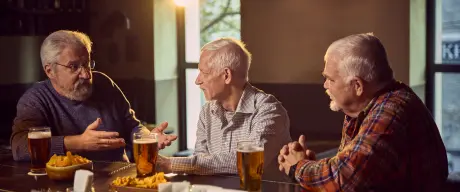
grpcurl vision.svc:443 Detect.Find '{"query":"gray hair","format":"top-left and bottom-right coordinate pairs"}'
top-left (325, 33), bottom-right (393, 85)
top-left (40, 30), bottom-right (92, 68)
top-left (201, 38), bottom-right (252, 81)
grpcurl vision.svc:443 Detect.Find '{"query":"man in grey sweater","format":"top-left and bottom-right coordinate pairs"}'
top-left (10, 30), bottom-right (177, 162)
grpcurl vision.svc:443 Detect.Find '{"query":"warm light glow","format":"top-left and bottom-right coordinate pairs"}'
top-left (173, 0), bottom-right (190, 7)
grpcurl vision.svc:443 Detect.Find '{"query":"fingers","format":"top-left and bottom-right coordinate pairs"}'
top-left (97, 138), bottom-right (125, 145)
top-left (306, 150), bottom-right (316, 161)
top-left (157, 134), bottom-right (177, 150)
top-left (298, 135), bottom-right (306, 149)
top-left (86, 118), bottom-right (101, 131)
top-left (280, 145), bottom-right (289, 156)
top-left (96, 131), bottom-right (119, 138)
top-left (152, 122), bottom-right (169, 133)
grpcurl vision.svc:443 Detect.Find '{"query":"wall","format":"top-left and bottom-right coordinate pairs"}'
top-left (0, 36), bottom-right (45, 143)
top-left (88, 0), bottom-right (157, 123)
top-left (242, 0), bottom-right (413, 148)
top-left (153, 0), bottom-right (179, 156)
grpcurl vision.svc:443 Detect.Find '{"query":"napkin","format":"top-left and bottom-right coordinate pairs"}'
top-left (159, 181), bottom-right (191, 192)
top-left (73, 170), bottom-right (94, 192)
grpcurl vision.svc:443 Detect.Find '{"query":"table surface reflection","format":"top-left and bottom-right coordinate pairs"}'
top-left (0, 160), bottom-right (304, 192)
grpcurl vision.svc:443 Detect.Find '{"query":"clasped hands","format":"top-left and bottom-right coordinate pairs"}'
top-left (278, 135), bottom-right (316, 175)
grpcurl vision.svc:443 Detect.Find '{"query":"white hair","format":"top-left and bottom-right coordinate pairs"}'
top-left (201, 38), bottom-right (252, 81)
top-left (40, 30), bottom-right (92, 68)
top-left (325, 33), bottom-right (393, 85)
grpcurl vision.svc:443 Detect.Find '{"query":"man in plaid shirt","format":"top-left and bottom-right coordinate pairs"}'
top-left (158, 38), bottom-right (292, 181)
top-left (278, 33), bottom-right (448, 191)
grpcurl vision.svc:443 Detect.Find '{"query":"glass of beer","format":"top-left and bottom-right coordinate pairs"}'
top-left (28, 127), bottom-right (51, 174)
top-left (237, 141), bottom-right (264, 191)
top-left (133, 132), bottom-right (158, 178)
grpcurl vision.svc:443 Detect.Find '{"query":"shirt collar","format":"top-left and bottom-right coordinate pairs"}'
top-left (210, 83), bottom-right (256, 115)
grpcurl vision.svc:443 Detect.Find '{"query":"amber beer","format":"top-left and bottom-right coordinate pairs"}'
top-left (133, 133), bottom-right (158, 177)
top-left (28, 127), bottom-right (51, 174)
top-left (237, 141), bottom-right (264, 191)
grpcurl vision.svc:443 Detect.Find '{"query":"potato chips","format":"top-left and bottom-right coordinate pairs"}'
top-left (112, 172), bottom-right (168, 189)
top-left (47, 151), bottom-right (91, 167)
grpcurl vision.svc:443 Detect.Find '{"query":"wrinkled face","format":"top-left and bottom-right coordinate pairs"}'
top-left (48, 46), bottom-right (93, 101)
top-left (195, 51), bottom-right (227, 101)
top-left (322, 57), bottom-right (355, 112)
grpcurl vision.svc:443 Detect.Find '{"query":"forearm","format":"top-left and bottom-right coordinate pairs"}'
top-left (170, 152), bottom-right (237, 175)
top-left (11, 132), bottom-right (29, 161)
top-left (11, 133), bottom-right (66, 161)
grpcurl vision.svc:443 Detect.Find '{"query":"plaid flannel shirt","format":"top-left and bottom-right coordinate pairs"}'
top-left (295, 81), bottom-right (448, 191)
top-left (171, 84), bottom-right (291, 179)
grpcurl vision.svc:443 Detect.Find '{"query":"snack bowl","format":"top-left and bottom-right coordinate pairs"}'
top-left (46, 161), bottom-right (93, 181)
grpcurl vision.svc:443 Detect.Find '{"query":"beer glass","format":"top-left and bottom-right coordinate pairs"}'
top-left (28, 127), bottom-right (51, 174)
top-left (133, 132), bottom-right (158, 177)
top-left (237, 141), bottom-right (264, 191)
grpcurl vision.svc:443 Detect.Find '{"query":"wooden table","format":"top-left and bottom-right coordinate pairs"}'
top-left (0, 159), bottom-right (305, 192)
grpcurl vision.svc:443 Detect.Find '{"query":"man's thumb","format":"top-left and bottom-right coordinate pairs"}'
top-left (153, 122), bottom-right (168, 133)
top-left (87, 118), bottom-right (101, 130)
top-left (299, 135), bottom-right (307, 149)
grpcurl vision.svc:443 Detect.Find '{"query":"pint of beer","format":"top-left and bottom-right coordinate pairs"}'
top-left (133, 132), bottom-right (158, 177)
top-left (237, 141), bottom-right (264, 191)
top-left (28, 127), bottom-right (51, 174)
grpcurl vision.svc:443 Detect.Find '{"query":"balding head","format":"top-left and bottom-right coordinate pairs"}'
top-left (325, 33), bottom-right (394, 86)
top-left (200, 38), bottom-right (252, 81)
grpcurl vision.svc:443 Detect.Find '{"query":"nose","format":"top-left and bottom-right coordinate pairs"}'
top-left (195, 73), bottom-right (202, 85)
top-left (323, 79), bottom-right (329, 89)
top-left (79, 67), bottom-right (91, 79)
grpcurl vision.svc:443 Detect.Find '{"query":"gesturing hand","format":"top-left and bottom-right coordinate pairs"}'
top-left (151, 122), bottom-right (178, 149)
top-left (77, 118), bottom-right (126, 151)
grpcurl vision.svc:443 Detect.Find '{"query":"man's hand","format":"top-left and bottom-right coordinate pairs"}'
top-left (151, 122), bottom-right (178, 149)
top-left (156, 155), bottom-right (172, 173)
top-left (278, 135), bottom-right (316, 175)
top-left (64, 118), bottom-right (126, 152)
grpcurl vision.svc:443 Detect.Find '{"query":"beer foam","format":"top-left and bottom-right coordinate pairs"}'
top-left (28, 132), bottom-right (51, 139)
top-left (237, 146), bottom-right (264, 153)
top-left (133, 138), bottom-right (157, 144)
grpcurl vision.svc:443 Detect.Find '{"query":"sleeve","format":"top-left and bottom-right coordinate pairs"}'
top-left (293, 107), bottom-right (404, 191)
top-left (10, 93), bottom-right (65, 161)
top-left (249, 100), bottom-right (291, 171)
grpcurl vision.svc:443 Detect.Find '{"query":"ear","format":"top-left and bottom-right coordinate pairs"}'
top-left (352, 77), bottom-right (364, 96)
top-left (223, 68), bottom-right (232, 84)
top-left (44, 64), bottom-right (55, 79)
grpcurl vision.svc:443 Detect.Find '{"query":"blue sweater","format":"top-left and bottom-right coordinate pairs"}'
top-left (10, 71), bottom-right (141, 161)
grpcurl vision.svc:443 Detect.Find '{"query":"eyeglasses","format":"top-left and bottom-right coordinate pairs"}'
top-left (53, 60), bottom-right (95, 73)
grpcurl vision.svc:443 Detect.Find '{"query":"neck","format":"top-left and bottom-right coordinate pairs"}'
top-left (220, 83), bottom-right (247, 112)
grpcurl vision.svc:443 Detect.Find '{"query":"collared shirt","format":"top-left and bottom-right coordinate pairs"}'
top-left (171, 84), bottom-right (292, 179)
top-left (294, 81), bottom-right (448, 191)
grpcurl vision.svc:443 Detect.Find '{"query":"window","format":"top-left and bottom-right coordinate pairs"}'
top-left (177, 0), bottom-right (241, 150)
top-left (428, 0), bottom-right (460, 172)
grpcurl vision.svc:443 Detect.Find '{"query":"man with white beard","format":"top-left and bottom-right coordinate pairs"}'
top-left (278, 33), bottom-right (448, 191)
top-left (11, 30), bottom-right (176, 162)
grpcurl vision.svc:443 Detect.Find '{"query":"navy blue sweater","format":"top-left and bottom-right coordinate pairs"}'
top-left (10, 71), bottom-right (141, 161)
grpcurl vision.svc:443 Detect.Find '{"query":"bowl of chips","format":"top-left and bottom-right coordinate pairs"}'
top-left (46, 151), bottom-right (93, 181)
top-left (110, 172), bottom-right (168, 191)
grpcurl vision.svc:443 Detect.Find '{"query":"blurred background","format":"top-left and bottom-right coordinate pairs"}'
top-left (0, 0), bottom-right (459, 173)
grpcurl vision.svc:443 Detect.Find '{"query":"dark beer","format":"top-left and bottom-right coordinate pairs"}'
top-left (28, 131), bottom-right (51, 174)
top-left (133, 138), bottom-right (158, 177)
top-left (237, 145), bottom-right (264, 191)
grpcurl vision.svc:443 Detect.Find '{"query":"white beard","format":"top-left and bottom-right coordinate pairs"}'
top-left (326, 90), bottom-right (341, 112)
top-left (329, 100), bottom-right (341, 112)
